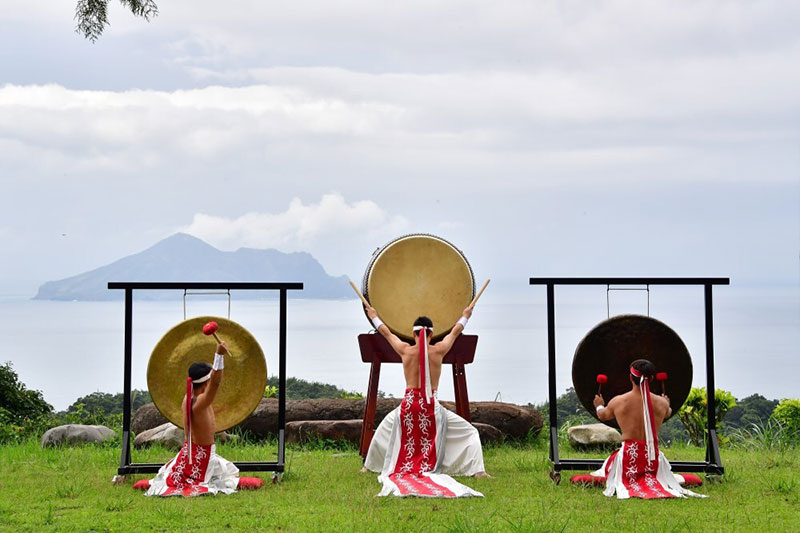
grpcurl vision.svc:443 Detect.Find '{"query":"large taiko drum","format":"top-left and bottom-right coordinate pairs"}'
top-left (147, 316), bottom-right (267, 432)
top-left (362, 234), bottom-right (475, 342)
top-left (572, 314), bottom-right (692, 428)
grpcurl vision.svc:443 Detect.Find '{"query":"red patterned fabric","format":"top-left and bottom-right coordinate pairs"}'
top-left (160, 441), bottom-right (213, 497)
top-left (387, 388), bottom-right (456, 497)
top-left (604, 441), bottom-right (675, 499)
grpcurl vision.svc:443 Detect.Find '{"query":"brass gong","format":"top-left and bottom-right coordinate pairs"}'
top-left (362, 234), bottom-right (475, 342)
top-left (147, 316), bottom-right (266, 432)
top-left (572, 314), bottom-right (692, 427)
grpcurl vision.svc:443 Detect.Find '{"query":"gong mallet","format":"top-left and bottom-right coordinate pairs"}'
top-left (202, 321), bottom-right (234, 356)
top-left (596, 373), bottom-right (608, 395)
top-left (656, 372), bottom-right (668, 395)
top-left (468, 279), bottom-right (491, 309)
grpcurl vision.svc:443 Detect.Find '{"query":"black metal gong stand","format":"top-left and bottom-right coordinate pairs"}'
top-left (108, 281), bottom-right (303, 481)
top-left (528, 277), bottom-right (729, 483)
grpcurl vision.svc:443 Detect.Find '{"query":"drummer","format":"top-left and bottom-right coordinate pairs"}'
top-left (362, 304), bottom-right (487, 498)
top-left (138, 342), bottom-right (255, 497)
top-left (591, 359), bottom-right (705, 499)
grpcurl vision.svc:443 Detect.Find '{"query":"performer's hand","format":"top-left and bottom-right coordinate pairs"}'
top-left (217, 342), bottom-right (228, 355)
top-left (463, 306), bottom-right (473, 319)
top-left (593, 394), bottom-right (605, 408)
top-left (365, 304), bottom-right (378, 320)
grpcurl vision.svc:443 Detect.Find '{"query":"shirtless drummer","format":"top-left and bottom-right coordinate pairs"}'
top-left (361, 304), bottom-right (487, 498)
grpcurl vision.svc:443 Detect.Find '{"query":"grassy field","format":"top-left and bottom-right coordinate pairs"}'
top-left (0, 439), bottom-right (797, 532)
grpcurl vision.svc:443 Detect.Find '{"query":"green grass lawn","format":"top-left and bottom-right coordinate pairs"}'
top-left (0, 439), bottom-right (797, 532)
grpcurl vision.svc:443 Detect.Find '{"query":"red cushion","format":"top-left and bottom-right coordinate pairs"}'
top-left (570, 474), bottom-right (606, 486)
top-left (237, 476), bottom-right (264, 490)
top-left (679, 473), bottom-right (703, 487)
top-left (132, 480), bottom-right (151, 491)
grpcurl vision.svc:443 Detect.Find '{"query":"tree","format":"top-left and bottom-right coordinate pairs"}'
top-left (723, 394), bottom-right (779, 430)
top-left (75, 0), bottom-right (158, 41)
top-left (0, 362), bottom-right (53, 424)
top-left (66, 390), bottom-right (152, 415)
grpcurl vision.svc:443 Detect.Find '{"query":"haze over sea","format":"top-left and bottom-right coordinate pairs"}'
top-left (1, 283), bottom-right (796, 411)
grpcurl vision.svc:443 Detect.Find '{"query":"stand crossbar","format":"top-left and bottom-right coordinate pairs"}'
top-left (108, 281), bottom-right (303, 476)
top-left (528, 277), bottom-right (729, 480)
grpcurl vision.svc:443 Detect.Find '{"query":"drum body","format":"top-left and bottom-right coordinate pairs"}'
top-left (362, 234), bottom-right (475, 342)
top-left (147, 316), bottom-right (267, 432)
top-left (572, 314), bottom-right (692, 427)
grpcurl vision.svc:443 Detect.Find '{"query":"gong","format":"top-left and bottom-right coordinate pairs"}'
top-left (147, 316), bottom-right (267, 432)
top-left (572, 314), bottom-right (692, 427)
top-left (362, 234), bottom-right (475, 342)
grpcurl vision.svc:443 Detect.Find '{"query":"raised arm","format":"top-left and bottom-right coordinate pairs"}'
top-left (365, 304), bottom-right (410, 356)
top-left (434, 306), bottom-right (473, 356)
top-left (594, 393), bottom-right (616, 422)
top-left (193, 342), bottom-right (227, 411)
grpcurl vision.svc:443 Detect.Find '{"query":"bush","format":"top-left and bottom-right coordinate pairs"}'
top-left (678, 387), bottom-right (736, 446)
top-left (0, 362), bottom-right (53, 423)
top-left (771, 399), bottom-right (800, 438)
top-left (66, 390), bottom-right (151, 416)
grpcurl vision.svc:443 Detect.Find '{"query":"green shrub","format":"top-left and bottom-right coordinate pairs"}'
top-left (771, 398), bottom-right (800, 438)
top-left (678, 387), bottom-right (736, 446)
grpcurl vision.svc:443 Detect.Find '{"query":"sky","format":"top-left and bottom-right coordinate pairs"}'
top-left (1, 0), bottom-right (798, 294)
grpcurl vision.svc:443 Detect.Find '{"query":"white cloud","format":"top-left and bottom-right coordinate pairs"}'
top-left (180, 193), bottom-right (408, 274)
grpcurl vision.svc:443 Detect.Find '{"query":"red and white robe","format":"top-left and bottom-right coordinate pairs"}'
top-left (375, 388), bottom-right (483, 498)
top-left (593, 440), bottom-right (706, 499)
top-left (144, 441), bottom-right (239, 498)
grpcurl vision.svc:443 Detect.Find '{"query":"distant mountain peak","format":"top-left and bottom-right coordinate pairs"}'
top-left (34, 233), bottom-right (351, 301)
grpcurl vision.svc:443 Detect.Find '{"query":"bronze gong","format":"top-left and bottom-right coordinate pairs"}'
top-left (147, 316), bottom-right (267, 432)
top-left (572, 314), bottom-right (692, 427)
top-left (362, 233), bottom-right (475, 342)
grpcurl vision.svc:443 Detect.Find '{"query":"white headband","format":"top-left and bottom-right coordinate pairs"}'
top-left (412, 325), bottom-right (433, 332)
top-left (192, 371), bottom-right (212, 384)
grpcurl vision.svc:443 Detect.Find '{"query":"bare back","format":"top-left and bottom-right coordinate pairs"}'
top-left (397, 341), bottom-right (448, 390)
top-left (605, 390), bottom-right (671, 441)
top-left (182, 395), bottom-right (216, 446)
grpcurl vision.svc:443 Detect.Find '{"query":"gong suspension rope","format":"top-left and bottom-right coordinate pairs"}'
top-left (606, 284), bottom-right (650, 318)
top-left (183, 289), bottom-right (232, 320)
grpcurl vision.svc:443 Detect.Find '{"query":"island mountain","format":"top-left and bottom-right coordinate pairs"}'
top-left (34, 233), bottom-right (352, 301)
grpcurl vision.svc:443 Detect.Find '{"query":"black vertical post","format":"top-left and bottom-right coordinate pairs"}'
top-left (278, 288), bottom-right (287, 468)
top-left (547, 283), bottom-right (560, 469)
top-left (119, 288), bottom-right (133, 471)
top-left (704, 283), bottom-right (723, 472)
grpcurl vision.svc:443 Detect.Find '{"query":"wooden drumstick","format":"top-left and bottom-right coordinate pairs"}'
top-left (349, 280), bottom-right (371, 308)
top-left (468, 279), bottom-right (491, 308)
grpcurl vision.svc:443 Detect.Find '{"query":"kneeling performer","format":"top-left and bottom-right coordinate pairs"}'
top-left (144, 342), bottom-right (240, 497)
top-left (363, 304), bottom-right (486, 498)
top-left (592, 359), bottom-right (705, 499)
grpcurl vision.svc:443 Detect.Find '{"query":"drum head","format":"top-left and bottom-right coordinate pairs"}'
top-left (147, 316), bottom-right (267, 432)
top-left (363, 234), bottom-right (475, 342)
top-left (572, 314), bottom-right (692, 428)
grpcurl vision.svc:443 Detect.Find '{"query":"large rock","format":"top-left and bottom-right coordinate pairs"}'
top-left (567, 423), bottom-right (622, 449)
top-left (131, 403), bottom-right (168, 435)
top-left (41, 424), bottom-right (116, 448)
top-left (473, 422), bottom-right (504, 445)
top-left (286, 420), bottom-right (362, 444)
top-left (133, 398), bottom-right (543, 441)
top-left (133, 422), bottom-right (234, 449)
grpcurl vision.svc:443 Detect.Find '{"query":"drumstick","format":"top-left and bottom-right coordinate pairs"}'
top-left (349, 280), bottom-right (370, 308)
top-left (468, 279), bottom-right (491, 308)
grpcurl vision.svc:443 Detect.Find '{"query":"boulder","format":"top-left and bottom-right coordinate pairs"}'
top-left (567, 423), bottom-right (622, 449)
top-left (285, 420), bottom-right (362, 445)
top-left (41, 424), bottom-right (116, 448)
top-left (473, 422), bottom-right (504, 445)
top-left (131, 403), bottom-right (168, 435)
top-left (134, 398), bottom-right (543, 441)
top-left (133, 422), bottom-right (234, 449)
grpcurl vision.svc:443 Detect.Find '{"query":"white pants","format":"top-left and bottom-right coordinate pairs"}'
top-left (364, 402), bottom-right (485, 476)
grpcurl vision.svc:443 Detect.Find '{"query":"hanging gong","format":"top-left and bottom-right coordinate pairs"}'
top-left (147, 316), bottom-right (267, 432)
top-left (572, 314), bottom-right (692, 428)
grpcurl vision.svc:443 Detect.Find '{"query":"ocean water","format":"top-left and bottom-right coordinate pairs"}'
top-left (0, 284), bottom-right (797, 411)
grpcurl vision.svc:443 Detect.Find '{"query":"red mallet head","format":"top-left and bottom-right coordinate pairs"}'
top-left (202, 321), bottom-right (219, 336)
top-left (596, 373), bottom-right (608, 395)
top-left (656, 372), bottom-right (668, 394)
